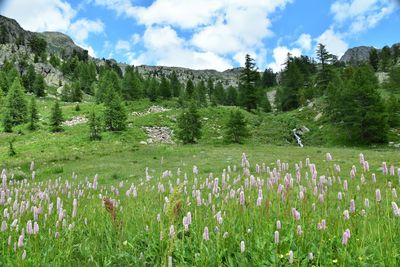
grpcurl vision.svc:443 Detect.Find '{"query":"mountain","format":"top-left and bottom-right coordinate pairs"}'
top-left (340, 43), bottom-right (400, 63)
top-left (0, 15), bottom-right (241, 87)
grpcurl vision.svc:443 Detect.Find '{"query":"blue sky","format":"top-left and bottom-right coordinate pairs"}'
top-left (1, 0), bottom-right (399, 71)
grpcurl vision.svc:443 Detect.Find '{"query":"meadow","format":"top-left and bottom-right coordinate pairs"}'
top-left (1, 99), bottom-right (400, 266)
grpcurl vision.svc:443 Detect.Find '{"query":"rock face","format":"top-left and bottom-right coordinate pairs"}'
top-left (132, 106), bottom-right (171, 117)
top-left (134, 65), bottom-right (241, 87)
top-left (40, 32), bottom-right (86, 57)
top-left (62, 116), bottom-right (88, 127)
top-left (340, 46), bottom-right (374, 63)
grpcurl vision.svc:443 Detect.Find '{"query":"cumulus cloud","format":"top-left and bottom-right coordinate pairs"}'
top-left (93, 0), bottom-right (293, 70)
top-left (115, 40), bottom-right (131, 52)
top-left (316, 29), bottom-right (348, 57)
top-left (330, 0), bottom-right (397, 34)
top-left (295, 34), bottom-right (312, 51)
top-left (268, 46), bottom-right (302, 72)
top-left (69, 18), bottom-right (104, 44)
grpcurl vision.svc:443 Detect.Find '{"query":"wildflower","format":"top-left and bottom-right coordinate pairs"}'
top-left (169, 225), bottom-right (175, 238)
top-left (393, 188), bottom-right (397, 198)
top-left (240, 190), bottom-right (245, 206)
top-left (350, 199), bottom-right (355, 213)
top-left (203, 227), bottom-right (209, 241)
top-left (223, 232), bottom-right (229, 239)
top-left (342, 229), bottom-right (351, 245)
top-left (376, 189), bottom-right (382, 202)
top-left (18, 234), bottom-right (24, 248)
top-left (309, 252), bottom-right (314, 261)
top-left (22, 250), bottom-right (26, 260)
top-left (240, 241), bottom-right (245, 253)
top-left (168, 256), bottom-right (173, 267)
top-left (326, 153), bottom-right (332, 161)
top-left (274, 230), bottom-right (279, 244)
top-left (1, 221), bottom-right (7, 232)
top-left (289, 250), bottom-right (294, 264)
top-left (332, 259), bottom-right (338, 263)
top-left (364, 198), bottom-right (370, 208)
top-left (343, 210), bottom-right (350, 220)
top-left (72, 198), bottom-right (77, 218)
top-left (33, 222), bottom-right (39, 235)
top-left (337, 192), bottom-right (343, 201)
top-left (276, 220), bottom-right (281, 230)
top-left (297, 225), bottom-right (303, 236)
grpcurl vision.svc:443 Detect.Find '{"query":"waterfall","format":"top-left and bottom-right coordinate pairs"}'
top-left (293, 129), bottom-right (304, 148)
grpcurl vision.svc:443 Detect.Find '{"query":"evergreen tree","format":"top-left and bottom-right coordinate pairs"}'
top-left (169, 71), bottom-right (181, 97)
top-left (277, 57), bottom-right (303, 111)
top-left (28, 35), bottom-right (47, 58)
top-left (2, 77), bottom-right (27, 128)
top-left (185, 79), bottom-right (195, 100)
top-left (22, 64), bottom-right (36, 93)
top-left (96, 70), bottom-right (121, 103)
top-left (88, 110), bottom-right (102, 140)
top-left (50, 101), bottom-right (63, 132)
top-left (225, 110), bottom-right (249, 144)
top-left (260, 68), bottom-right (277, 88)
top-left (49, 54), bottom-right (60, 68)
top-left (239, 54), bottom-right (259, 111)
top-left (0, 71), bottom-right (9, 93)
top-left (71, 81), bottom-right (83, 102)
top-left (315, 43), bottom-right (334, 94)
top-left (369, 48), bottom-right (379, 72)
top-left (2, 108), bottom-right (13, 132)
top-left (388, 65), bottom-right (400, 93)
top-left (122, 68), bottom-right (143, 100)
top-left (257, 88), bottom-right (272, 112)
top-left (331, 65), bottom-right (388, 144)
top-left (103, 91), bottom-right (127, 131)
top-left (213, 82), bottom-right (226, 105)
top-left (195, 80), bottom-right (207, 107)
top-left (177, 102), bottom-right (202, 144)
top-left (147, 77), bottom-right (159, 102)
top-left (159, 76), bottom-right (171, 99)
top-left (207, 78), bottom-right (214, 99)
top-left (32, 73), bottom-right (46, 97)
top-left (380, 46), bottom-right (392, 71)
top-left (226, 86), bottom-right (238, 106)
top-left (28, 97), bottom-right (39, 131)
top-left (61, 83), bottom-right (73, 102)
top-left (387, 95), bottom-right (400, 128)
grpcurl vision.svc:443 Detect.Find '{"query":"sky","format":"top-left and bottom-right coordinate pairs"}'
top-left (0, 0), bottom-right (399, 71)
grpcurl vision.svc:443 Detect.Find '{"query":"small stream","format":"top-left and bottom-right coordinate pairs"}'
top-left (293, 129), bottom-right (304, 148)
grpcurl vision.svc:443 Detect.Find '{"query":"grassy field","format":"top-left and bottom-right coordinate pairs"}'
top-left (1, 99), bottom-right (400, 266)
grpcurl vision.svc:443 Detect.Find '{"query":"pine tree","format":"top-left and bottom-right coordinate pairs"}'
top-left (50, 101), bottom-right (63, 132)
top-left (388, 65), bottom-right (400, 93)
top-left (225, 110), bottom-right (249, 144)
top-left (207, 78), bottom-right (214, 99)
top-left (159, 76), bottom-right (171, 99)
top-left (88, 110), bottom-right (102, 140)
top-left (104, 91), bottom-right (127, 131)
top-left (3, 77), bottom-right (27, 128)
top-left (315, 43), bottom-right (334, 94)
top-left (257, 88), bottom-right (272, 112)
top-left (122, 68), bottom-right (143, 100)
top-left (226, 86), bottom-right (238, 106)
top-left (213, 82), bottom-right (226, 105)
top-left (177, 102), bottom-right (202, 144)
top-left (71, 81), bottom-right (83, 102)
top-left (277, 57), bottom-right (303, 111)
top-left (147, 77), bottom-right (159, 102)
top-left (22, 64), bottom-right (36, 93)
top-left (369, 48), bottom-right (379, 72)
top-left (260, 68), bottom-right (277, 88)
top-left (334, 65), bottom-right (388, 144)
top-left (185, 79), bottom-right (195, 100)
top-left (387, 95), bottom-right (400, 128)
top-left (169, 71), bottom-right (181, 97)
top-left (32, 74), bottom-right (46, 97)
top-left (195, 80), bottom-right (207, 107)
top-left (239, 54), bottom-right (259, 111)
top-left (96, 70), bottom-right (121, 103)
top-left (28, 98), bottom-right (39, 131)
top-left (380, 46), bottom-right (392, 71)
top-left (61, 83), bottom-right (73, 102)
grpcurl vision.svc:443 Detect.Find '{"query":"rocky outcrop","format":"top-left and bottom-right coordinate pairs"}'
top-left (132, 106), bottom-right (171, 117)
top-left (143, 126), bottom-right (174, 144)
top-left (340, 46), bottom-right (374, 63)
top-left (40, 32), bottom-right (86, 57)
top-left (34, 62), bottom-right (64, 87)
top-left (62, 116), bottom-right (88, 126)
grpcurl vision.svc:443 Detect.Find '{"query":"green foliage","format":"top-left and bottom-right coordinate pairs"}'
top-left (146, 77), bottom-right (159, 102)
top-left (224, 110), bottom-right (249, 143)
top-left (2, 77), bottom-right (27, 129)
top-left (226, 86), bottom-right (238, 106)
top-left (49, 54), bottom-right (61, 68)
top-left (28, 35), bottom-right (47, 57)
top-left (277, 58), bottom-right (303, 111)
top-left (169, 71), bottom-right (181, 97)
top-left (369, 48), bottom-right (379, 71)
top-left (177, 102), bottom-right (202, 144)
top-left (327, 65), bottom-right (388, 144)
top-left (387, 95), bottom-right (400, 127)
top-left (380, 46), bottom-right (391, 71)
top-left (194, 80), bottom-right (207, 107)
top-left (388, 65), bottom-right (400, 93)
top-left (185, 79), bottom-right (195, 100)
top-left (122, 67), bottom-right (143, 100)
top-left (89, 110), bottom-right (102, 140)
top-left (96, 70), bottom-right (121, 103)
top-left (28, 97), bottom-right (39, 131)
top-left (103, 92), bottom-right (127, 132)
top-left (260, 68), bottom-right (277, 88)
top-left (212, 81), bottom-right (226, 106)
top-left (159, 76), bottom-right (172, 99)
top-left (8, 138), bottom-right (16, 157)
top-left (50, 101), bottom-right (64, 132)
top-left (239, 54), bottom-right (259, 111)
top-left (32, 73), bottom-right (46, 97)
top-left (22, 64), bottom-right (36, 93)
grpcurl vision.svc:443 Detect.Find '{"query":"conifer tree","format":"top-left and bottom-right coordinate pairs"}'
top-left (387, 95), bottom-right (400, 128)
top-left (260, 68), bottom-right (277, 88)
top-left (207, 78), bottom-right (214, 99)
top-left (226, 86), bottom-right (238, 106)
top-left (225, 110), bottom-right (249, 144)
top-left (147, 77), bottom-right (159, 102)
top-left (96, 70), bottom-right (121, 103)
top-left (28, 97), bottom-right (39, 131)
top-left (32, 74), bottom-right (46, 97)
top-left (122, 68), bottom-right (143, 100)
top-left (195, 80), bottom-right (207, 107)
top-left (380, 46), bottom-right (391, 71)
top-left (369, 48), bottom-right (379, 72)
top-left (239, 54), bottom-right (259, 111)
top-left (50, 100), bottom-right (63, 132)
top-left (177, 102), bottom-right (202, 144)
top-left (277, 57), bottom-right (303, 111)
top-left (159, 76), bottom-right (172, 99)
top-left (88, 110), bottom-right (102, 140)
top-left (61, 83), bottom-right (73, 102)
top-left (3, 77), bottom-right (27, 128)
top-left (185, 79), bottom-right (195, 100)
top-left (23, 64), bottom-right (36, 93)
top-left (71, 81), bottom-right (83, 102)
top-left (213, 82), bottom-right (226, 105)
top-left (169, 71), bottom-right (181, 97)
top-left (104, 91), bottom-right (127, 131)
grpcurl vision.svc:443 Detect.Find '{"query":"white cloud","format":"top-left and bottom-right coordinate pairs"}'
top-left (131, 34), bottom-right (141, 45)
top-left (2, 0), bottom-right (75, 32)
top-left (115, 40), bottom-right (131, 52)
top-left (295, 33), bottom-right (312, 51)
top-left (330, 0), bottom-right (397, 34)
top-left (69, 18), bottom-right (104, 44)
top-left (316, 28), bottom-right (349, 57)
top-left (93, 0), bottom-right (293, 70)
top-left (268, 46), bottom-right (301, 72)
top-left (132, 26), bottom-right (232, 71)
